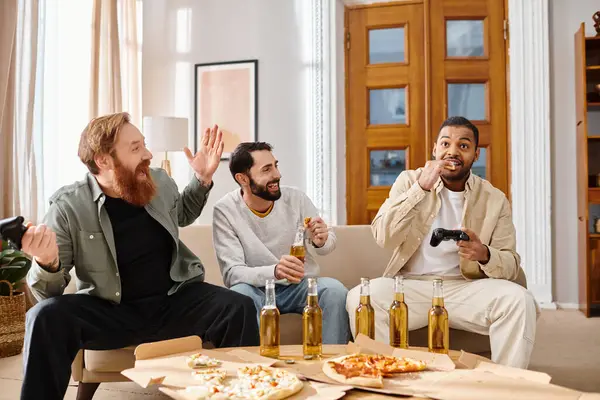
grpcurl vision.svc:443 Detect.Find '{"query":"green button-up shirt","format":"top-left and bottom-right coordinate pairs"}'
top-left (26, 168), bottom-right (212, 303)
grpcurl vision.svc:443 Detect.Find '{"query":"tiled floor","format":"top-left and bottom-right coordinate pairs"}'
top-left (2, 310), bottom-right (600, 399)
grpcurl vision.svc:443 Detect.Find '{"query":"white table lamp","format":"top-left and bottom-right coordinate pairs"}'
top-left (143, 116), bottom-right (189, 176)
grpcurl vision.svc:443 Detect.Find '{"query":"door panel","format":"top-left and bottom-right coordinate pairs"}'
top-left (346, 3), bottom-right (426, 225)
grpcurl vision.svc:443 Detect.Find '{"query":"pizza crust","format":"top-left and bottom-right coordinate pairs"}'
top-left (322, 355), bottom-right (384, 388)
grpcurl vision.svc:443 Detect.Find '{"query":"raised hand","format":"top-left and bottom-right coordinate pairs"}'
top-left (307, 217), bottom-right (329, 248)
top-left (417, 160), bottom-right (454, 191)
top-left (184, 124), bottom-right (225, 185)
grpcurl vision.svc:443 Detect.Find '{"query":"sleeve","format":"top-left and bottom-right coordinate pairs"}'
top-left (371, 171), bottom-right (429, 249)
top-left (212, 206), bottom-right (276, 288)
top-left (26, 202), bottom-right (74, 301)
top-left (301, 191), bottom-right (336, 255)
top-left (175, 174), bottom-right (213, 227)
top-left (477, 196), bottom-right (521, 281)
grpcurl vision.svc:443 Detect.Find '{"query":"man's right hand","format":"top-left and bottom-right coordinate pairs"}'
top-left (274, 255), bottom-right (304, 283)
top-left (418, 160), bottom-right (453, 191)
top-left (21, 224), bottom-right (60, 272)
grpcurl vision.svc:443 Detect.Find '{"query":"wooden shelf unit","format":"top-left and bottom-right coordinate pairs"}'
top-left (575, 23), bottom-right (600, 317)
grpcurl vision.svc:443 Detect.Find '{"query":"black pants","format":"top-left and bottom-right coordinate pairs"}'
top-left (20, 282), bottom-right (259, 400)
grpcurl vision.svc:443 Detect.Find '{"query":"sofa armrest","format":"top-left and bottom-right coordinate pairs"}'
top-left (71, 350), bottom-right (84, 382)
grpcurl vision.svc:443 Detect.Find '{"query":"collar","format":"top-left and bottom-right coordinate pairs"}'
top-left (87, 173), bottom-right (105, 203)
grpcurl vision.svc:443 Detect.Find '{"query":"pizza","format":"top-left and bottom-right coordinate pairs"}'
top-left (187, 352), bottom-right (222, 369)
top-left (187, 353), bottom-right (221, 368)
top-left (322, 353), bottom-right (427, 388)
top-left (304, 217), bottom-right (311, 227)
top-left (182, 365), bottom-right (304, 400)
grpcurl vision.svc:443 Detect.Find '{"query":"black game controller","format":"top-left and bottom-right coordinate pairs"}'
top-left (0, 216), bottom-right (28, 250)
top-left (430, 228), bottom-right (470, 247)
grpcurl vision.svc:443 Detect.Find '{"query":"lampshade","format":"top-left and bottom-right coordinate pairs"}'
top-left (142, 116), bottom-right (189, 152)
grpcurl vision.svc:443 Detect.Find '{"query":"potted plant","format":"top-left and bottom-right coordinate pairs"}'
top-left (0, 239), bottom-right (32, 358)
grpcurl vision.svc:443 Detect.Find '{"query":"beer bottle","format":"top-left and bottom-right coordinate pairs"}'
top-left (289, 224), bottom-right (306, 262)
top-left (389, 275), bottom-right (409, 349)
top-left (302, 277), bottom-right (323, 359)
top-left (428, 278), bottom-right (449, 354)
top-left (355, 277), bottom-right (375, 339)
top-left (260, 279), bottom-right (280, 358)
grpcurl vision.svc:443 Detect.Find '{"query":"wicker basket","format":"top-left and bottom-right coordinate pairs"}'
top-left (0, 280), bottom-right (26, 358)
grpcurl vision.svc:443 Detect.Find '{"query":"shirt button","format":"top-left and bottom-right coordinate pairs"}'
top-left (89, 234), bottom-right (94, 239)
top-left (116, 273), bottom-right (119, 277)
top-left (116, 292), bottom-right (120, 296)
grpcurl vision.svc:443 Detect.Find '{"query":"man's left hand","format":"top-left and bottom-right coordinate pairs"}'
top-left (457, 228), bottom-right (490, 264)
top-left (184, 124), bottom-right (224, 185)
top-left (308, 217), bottom-right (328, 248)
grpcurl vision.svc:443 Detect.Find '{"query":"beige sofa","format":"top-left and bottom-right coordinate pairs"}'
top-left (69, 224), bottom-right (499, 399)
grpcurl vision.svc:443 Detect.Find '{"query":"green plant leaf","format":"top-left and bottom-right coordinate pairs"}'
top-left (0, 241), bottom-right (32, 295)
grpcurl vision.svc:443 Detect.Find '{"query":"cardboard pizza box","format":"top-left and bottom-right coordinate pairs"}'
top-left (120, 336), bottom-right (352, 400)
top-left (287, 335), bottom-right (595, 400)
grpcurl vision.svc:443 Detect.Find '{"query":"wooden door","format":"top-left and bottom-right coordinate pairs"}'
top-left (574, 23), bottom-right (590, 316)
top-left (346, 3), bottom-right (427, 225)
top-left (429, 0), bottom-right (509, 193)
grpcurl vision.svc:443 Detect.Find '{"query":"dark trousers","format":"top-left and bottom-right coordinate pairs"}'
top-left (20, 282), bottom-right (259, 400)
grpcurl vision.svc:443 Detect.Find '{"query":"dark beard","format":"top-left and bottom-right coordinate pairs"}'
top-left (441, 160), bottom-right (473, 182)
top-left (112, 157), bottom-right (157, 207)
top-left (249, 177), bottom-right (281, 201)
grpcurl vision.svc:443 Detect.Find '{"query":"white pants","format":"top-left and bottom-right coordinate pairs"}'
top-left (345, 277), bottom-right (540, 369)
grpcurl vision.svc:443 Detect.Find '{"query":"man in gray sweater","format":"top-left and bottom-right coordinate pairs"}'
top-left (212, 142), bottom-right (351, 344)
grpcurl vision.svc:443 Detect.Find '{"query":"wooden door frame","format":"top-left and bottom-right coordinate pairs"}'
top-left (344, 0), bottom-right (513, 222)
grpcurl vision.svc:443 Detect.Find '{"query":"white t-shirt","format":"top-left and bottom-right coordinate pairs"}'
top-left (403, 187), bottom-right (465, 277)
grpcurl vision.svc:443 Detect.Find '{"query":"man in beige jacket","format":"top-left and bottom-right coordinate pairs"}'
top-left (346, 116), bottom-right (539, 369)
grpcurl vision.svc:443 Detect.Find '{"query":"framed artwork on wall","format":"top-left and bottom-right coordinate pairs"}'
top-left (194, 59), bottom-right (258, 160)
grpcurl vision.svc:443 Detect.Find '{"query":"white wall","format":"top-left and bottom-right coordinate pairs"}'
top-left (549, 0), bottom-right (598, 305)
top-left (142, 0), bottom-right (308, 224)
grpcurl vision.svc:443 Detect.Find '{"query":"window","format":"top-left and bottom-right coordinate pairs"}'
top-left (37, 0), bottom-right (143, 214)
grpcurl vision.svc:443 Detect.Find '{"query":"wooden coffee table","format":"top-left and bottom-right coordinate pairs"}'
top-left (214, 344), bottom-right (489, 399)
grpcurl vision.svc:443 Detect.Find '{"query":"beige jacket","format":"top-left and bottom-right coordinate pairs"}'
top-left (372, 169), bottom-right (527, 286)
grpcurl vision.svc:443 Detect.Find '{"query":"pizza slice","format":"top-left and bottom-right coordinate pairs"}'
top-left (237, 365), bottom-right (304, 400)
top-left (369, 354), bottom-right (427, 376)
top-left (186, 352), bottom-right (222, 369)
top-left (322, 354), bottom-right (384, 388)
top-left (323, 353), bottom-right (428, 388)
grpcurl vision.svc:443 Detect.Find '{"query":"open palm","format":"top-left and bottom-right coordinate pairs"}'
top-left (184, 124), bottom-right (224, 184)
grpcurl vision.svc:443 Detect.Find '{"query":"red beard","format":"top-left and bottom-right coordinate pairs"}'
top-left (112, 158), bottom-right (157, 207)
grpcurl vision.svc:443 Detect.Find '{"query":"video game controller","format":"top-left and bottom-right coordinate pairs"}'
top-left (0, 216), bottom-right (28, 250)
top-left (430, 228), bottom-right (470, 247)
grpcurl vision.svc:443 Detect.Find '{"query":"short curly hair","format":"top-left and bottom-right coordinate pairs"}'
top-left (78, 112), bottom-right (131, 174)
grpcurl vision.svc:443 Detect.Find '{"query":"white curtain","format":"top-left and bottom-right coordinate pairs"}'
top-left (37, 0), bottom-right (141, 214)
top-left (90, 0), bottom-right (141, 124)
top-left (0, 0), bottom-right (18, 219)
top-left (0, 0), bottom-right (42, 223)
